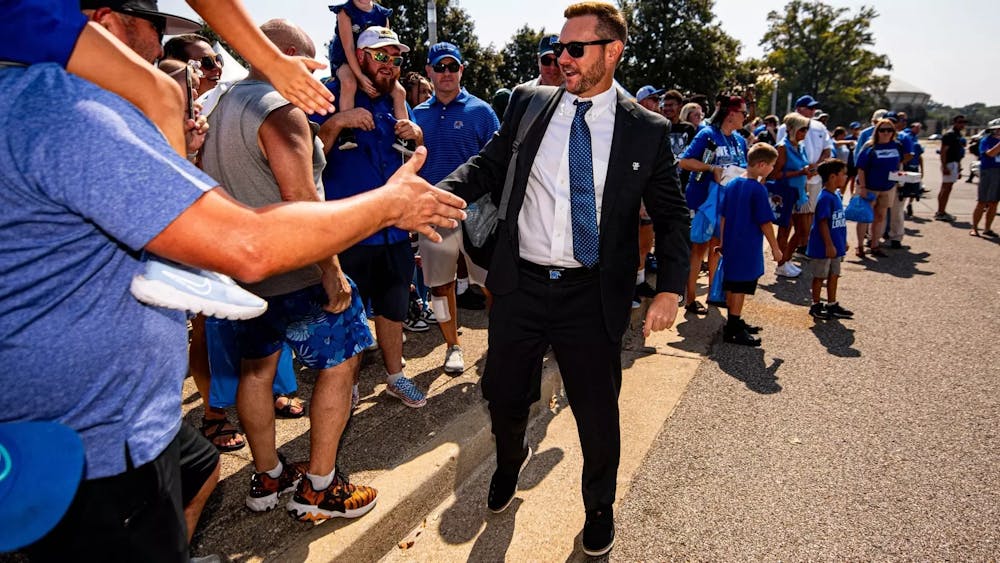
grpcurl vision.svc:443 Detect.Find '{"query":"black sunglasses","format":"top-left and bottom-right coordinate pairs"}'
top-left (130, 12), bottom-right (166, 42)
top-left (877, 128), bottom-right (894, 133)
top-left (432, 61), bottom-right (461, 73)
top-left (551, 38), bottom-right (615, 58)
top-left (539, 55), bottom-right (558, 67)
top-left (199, 54), bottom-right (224, 71)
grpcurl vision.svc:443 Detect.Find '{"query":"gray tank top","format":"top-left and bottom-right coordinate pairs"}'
top-left (201, 80), bottom-right (325, 297)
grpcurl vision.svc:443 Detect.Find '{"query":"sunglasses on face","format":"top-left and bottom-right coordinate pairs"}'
top-left (198, 54), bottom-right (224, 71)
top-left (131, 13), bottom-right (165, 42)
top-left (366, 49), bottom-right (403, 67)
top-left (432, 61), bottom-right (461, 73)
top-left (551, 38), bottom-right (615, 58)
top-left (539, 55), bottom-right (558, 67)
top-left (877, 128), bottom-right (894, 133)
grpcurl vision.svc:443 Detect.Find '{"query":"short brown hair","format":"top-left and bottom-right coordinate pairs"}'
top-left (564, 2), bottom-right (628, 43)
top-left (817, 158), bottom-right (847, 184)
top-left (661, 89), bottom-right (683, 104)
top-left (747, 143), bottom-right (778, 167)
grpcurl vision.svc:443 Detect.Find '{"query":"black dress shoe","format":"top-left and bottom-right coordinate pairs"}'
top-left (582, 507), bottom-right (615, 557)
top-left (723, 327), bottom-right (761, 346)
top-left (456, 290), bottom-right (486, 310)
top-left (487, 446), bottom-right (531, 513)
top-left (739, 318), bottom-right (762, 334)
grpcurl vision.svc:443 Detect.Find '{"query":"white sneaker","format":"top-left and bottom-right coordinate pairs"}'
top-left (443, 345), bottom-right (465, 373)
top-left (775, 263), bottom-right (800, 278)
top-left (130, 257), bottom-right (267, 319)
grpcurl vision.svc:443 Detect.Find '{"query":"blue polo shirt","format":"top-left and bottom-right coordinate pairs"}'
top-left (980, 135), bottom-right (1000, 170)
top-left (0, 65), bottom-right (215, 479)
top-left (313, 80), bottom-right (412, 246)
top-left (807, 189), bottom-right (847, 259)
top-left (412, 88), bottom-right (499, 185)
top-left (0, 0), bottom-right (87, 66)
top-left (719, 177), bottom-right (773, 282)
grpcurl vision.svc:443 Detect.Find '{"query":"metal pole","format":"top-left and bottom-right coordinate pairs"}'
top-left (786, 92), bottom-right (793, 115)
top-left (770, 80), bottom-right (778, 117)
top-left (427, 0), bottom-right (438, 46)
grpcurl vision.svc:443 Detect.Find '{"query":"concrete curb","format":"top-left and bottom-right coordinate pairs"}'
top-left (275, 357), bottom-right (564, 562)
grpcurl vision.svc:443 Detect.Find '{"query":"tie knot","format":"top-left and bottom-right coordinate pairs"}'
top-left (574, 100), bottom-right (593, 116)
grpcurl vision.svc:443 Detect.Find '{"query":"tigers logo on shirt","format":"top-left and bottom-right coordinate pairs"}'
top-left (453, 120), bottom-right (464, 129)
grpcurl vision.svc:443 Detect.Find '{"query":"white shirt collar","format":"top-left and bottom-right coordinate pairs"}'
top-left (559, 85), bottom-right (618, 119)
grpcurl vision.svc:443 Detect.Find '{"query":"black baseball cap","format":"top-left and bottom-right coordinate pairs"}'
top-left (80, 0), bottom-right (202, 35)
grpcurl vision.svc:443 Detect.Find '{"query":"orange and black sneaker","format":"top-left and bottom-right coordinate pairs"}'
top-left (286, 472), bottom-right (378, 522)
top-left (245, 453), bottom-right (307, 512)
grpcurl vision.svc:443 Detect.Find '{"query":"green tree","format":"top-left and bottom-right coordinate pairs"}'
top-left (499, 25), bottom-right (549, 87)
top-left (379, 0), bottom-right (503, 99)
top-left (617, 0), bottom-right (742, 98)
top-left (760, 0), bottom-right (892, 126)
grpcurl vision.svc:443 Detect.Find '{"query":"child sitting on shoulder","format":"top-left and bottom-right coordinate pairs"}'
top-left (807, 159), bottom-right (854, 320)
top-left (328, 0), bottom-right (409, 151)
top-left (716, 143), bottom-right (783, 346)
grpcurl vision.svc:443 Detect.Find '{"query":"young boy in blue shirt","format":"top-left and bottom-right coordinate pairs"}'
top-left (807, 159), bottom-right (854, 319)
top-left (717, 143), bottom-right (783, 346)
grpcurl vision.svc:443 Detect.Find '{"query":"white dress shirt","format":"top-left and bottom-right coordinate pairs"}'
top-left (517, 86), bottom-right (618, 267)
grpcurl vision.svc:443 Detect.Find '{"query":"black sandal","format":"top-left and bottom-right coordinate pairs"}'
top-left (274, 394), bottom-right (306, 418)
top-left (200, 417), bottom-right (246, 452)
top-left (685, 301), bottom-right (709, 315)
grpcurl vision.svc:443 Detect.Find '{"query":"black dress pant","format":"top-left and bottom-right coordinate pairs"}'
top-left (482, 264), bottom-right (623, 512)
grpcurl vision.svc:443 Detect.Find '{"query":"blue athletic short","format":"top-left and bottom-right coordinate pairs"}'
top-left (236, 281), bottom-right (373, 369)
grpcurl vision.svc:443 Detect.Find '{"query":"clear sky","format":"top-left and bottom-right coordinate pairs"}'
top-left (160, 0), bottom-right (999, 108)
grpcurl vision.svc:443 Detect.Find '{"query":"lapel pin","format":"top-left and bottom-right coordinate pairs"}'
top-left (632, 162), bottom-right (640, 171)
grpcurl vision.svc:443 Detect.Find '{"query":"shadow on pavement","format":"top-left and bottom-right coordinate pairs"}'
top-left (713, 345), bottom-right (784, 395)
top-left (854, 249), bottom-right (933, 278)
top-left (809, 318), bottom-right (860, 358)
top-left (759, 272), bottom-right (813, 307)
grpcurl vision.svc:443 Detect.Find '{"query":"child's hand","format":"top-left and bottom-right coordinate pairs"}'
top-left (711, 166), bottom-right (724, 184)
top-left (263, 54), bottom-right (334, 115)
top-left (771, 247), bottom-right (782, 262)
top-left (826, 244), bottom-right (837, 259)
top-left (359, 75), bottom-right (377, 98)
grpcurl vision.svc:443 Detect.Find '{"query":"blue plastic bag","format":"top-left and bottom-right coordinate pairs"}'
top-left (708, 256), bottom-right (726, 304)
top-left (691, 181), bottom-right (722, 244)
top-left (845, 193), bottom-right (875, 223)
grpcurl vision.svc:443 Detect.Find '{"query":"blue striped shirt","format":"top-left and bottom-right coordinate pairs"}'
top-left (413, 88), bottom-right (499, 185)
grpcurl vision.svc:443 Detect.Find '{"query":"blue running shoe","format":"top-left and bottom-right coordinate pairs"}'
top-left (385, 376), bottom-right (426, 408)
top-left (130, 257), bottom-right (267, 320)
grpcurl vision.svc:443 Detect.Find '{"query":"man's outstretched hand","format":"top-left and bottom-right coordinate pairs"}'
top-left (384, 146), bottom-right (466, 242)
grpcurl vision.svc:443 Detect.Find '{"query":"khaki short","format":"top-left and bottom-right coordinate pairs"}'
top-left (942, 161), bottom-right (960, 183)
top-left (418, 226), bottom-right (488, 288)
top-left (811, 256), bottom-right (842, 278)
top-left (872, 186), bottom-right (896, 211)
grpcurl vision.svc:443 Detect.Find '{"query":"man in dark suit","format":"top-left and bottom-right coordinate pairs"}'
top-left (438, 2), bottom-right (689, 556)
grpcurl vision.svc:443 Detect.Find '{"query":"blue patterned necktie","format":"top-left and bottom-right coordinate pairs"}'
top-left (569, 100), bottom-right (599, 268)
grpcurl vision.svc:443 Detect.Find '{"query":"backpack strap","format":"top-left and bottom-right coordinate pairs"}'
top-left (497, 87), bottom-right (558, 221)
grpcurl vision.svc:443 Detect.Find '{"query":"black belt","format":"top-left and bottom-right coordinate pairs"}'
top-left (518, 259), bottom-right (597, 280)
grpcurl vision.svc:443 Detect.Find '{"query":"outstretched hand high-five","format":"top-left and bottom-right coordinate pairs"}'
top-left (383, 146), bottom-right (467, 242)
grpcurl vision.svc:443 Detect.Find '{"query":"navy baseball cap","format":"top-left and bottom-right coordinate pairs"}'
top-left (0, 422), bottom-right (84, 551)
top-left (849, 121), bottom-right (862, 129)
top-left (538, 34), bottom-right (559, 57)
top-left (794, 95), bottom-right (820, 108)
top-left (636, 85), bottom-right (665, 103)
top-left (884, 111), bottom-right (900, 122)
top-left (427, 42), bottom-right (463, 65)
top-left (79, 0), bottom-right (202, 34)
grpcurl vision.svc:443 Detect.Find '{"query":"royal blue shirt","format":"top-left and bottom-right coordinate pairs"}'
top-left (856, 142), bottom-right (902, 191)
top-left (0, 0), bottom-right (87, 66)
top-left (719, 177), bottom-right (773, 282)
top-left (313, 80), bottom-right (411, 246)
top-left (806, 189), bottom-right (847, 259)
top-left (327, 2), bottom-right (392, 66)
top-left (856, 125), bottom-right (874, 153)
top-left (980, 135), bottom-right (1000, 170)
top-left (0, 65), bottom-right (216, 479)
top-left (681, 125), bottom-right (748, 210)
top-left (412, 88), bottom-right (499, 185)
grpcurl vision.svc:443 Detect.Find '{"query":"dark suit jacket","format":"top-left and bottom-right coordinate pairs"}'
top-left (439, 85), bottom-right (690, 339)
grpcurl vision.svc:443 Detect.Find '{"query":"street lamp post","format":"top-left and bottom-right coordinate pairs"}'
top-left (427, 0), bottom-right (437, 46)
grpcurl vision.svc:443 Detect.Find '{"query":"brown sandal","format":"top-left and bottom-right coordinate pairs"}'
top-left (274, 394), bottom-right (306, 418)
top-left (200, 417), bottom-right (246, 452)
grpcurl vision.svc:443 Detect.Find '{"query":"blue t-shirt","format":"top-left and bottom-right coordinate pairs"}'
top-left (856, 125), bottom-right (874, 154)
top-left (806, 189), bottom-right (847, 259)
top-left (0, 0), bottom-right (87, 66)
top-left (980, 135), bottom-right (1000, 170)
top-left (680, 125), bottom-right (747, 210)
top-left (412, 88), bottom-right (499, 185)
top-left (327, 2), bottom-right (392, 66)
top-left (0, 65), bottom-right (216, 479)
top-left (719, 177), bottom-right (773, 282)
top-left (313, 79), bottom-right (411, 246)
top-left (855, 142), bottom-right (902, 191)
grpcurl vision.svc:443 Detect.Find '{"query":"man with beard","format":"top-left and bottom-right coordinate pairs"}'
top-left (314, 27), bottom-right (429, 408)
top-left (437, 2), bottom-right (689, 556)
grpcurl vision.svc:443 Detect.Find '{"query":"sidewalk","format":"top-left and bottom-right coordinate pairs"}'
top-left (184, 285), bottom-right (722, 562)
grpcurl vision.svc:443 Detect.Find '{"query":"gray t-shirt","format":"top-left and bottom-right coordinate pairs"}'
top-left (202, 80), bottom-right (325, 297)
